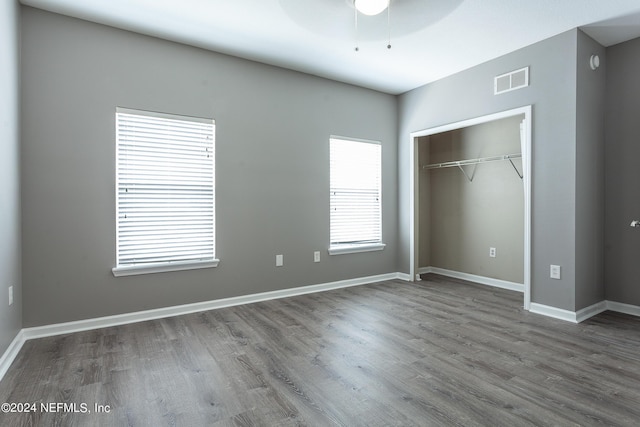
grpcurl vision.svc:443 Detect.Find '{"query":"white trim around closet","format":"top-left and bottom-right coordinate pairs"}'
top-left (408, 105), bottom-right (532, 310)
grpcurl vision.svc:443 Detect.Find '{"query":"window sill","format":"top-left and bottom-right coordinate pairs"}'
top-left (328, 243), bottom-right (386, 256)
top-left (112, 259), bottom-right (220, 277)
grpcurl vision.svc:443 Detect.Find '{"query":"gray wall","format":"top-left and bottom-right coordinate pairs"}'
top-left (0, 0), bottom-right (22, 353)
top-left (20, 7), bottom-right (398, 327)
top-left (419, 116), bottom-right (524, 283)
top-left (399, 30), bottom-right (580, 311)
top-left (575, 31), bottom-right (606, 310)
top-left (604, 36), bottom-right (640, 306)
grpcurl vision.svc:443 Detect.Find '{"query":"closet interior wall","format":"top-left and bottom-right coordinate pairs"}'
top-left (418, 115), bottom-right (525, 284)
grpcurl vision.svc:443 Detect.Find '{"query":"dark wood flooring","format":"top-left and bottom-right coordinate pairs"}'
top-left (1, 274), bottom-right (640, 426)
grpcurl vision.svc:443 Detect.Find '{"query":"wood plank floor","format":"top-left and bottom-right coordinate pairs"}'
top-left (1, 274), bottom-right (640, 426)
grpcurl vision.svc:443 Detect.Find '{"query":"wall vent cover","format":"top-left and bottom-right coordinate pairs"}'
top-left (494, 67), bottom-right (529, 95)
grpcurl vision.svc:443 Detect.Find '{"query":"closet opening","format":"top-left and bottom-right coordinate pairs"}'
top-left (409, 106), bottom-right (532, 310)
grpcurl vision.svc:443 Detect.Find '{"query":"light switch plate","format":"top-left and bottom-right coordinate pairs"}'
top-left (550, 265), bottom-right (561, 280)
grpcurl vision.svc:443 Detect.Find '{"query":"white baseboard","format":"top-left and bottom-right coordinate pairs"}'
top-left (606, 300), bottom-right (640, 317)
top-left (22, 272), bottom-right (407, 341)
top-left (0, 331), bottom-right (26, 383)
top-left (529, 303), bottom-right (579, 323)
top-left (419, 266), bottom-right (524, 293)
top-left (395, 272), bottom-right (414, 281)
top-left (576, 301), bottom-right (608, 323)
top-left (530, 300), bottom-right (633, 324)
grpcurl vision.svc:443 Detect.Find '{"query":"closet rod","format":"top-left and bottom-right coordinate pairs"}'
top-left (422, 153), bottom-right (522, 170)
top-left (422, 153), bottom-right (523, 181)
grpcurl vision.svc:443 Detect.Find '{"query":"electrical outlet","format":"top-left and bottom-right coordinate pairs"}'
top-left (276, 254), bottom-right (283, 267)
top-left (550, 265), bottom-right (561, 280)
top-left (489, 247), bottom-right (496, 258)
top-left (8, 286), bottom-right (13, 306)
top-left (314, 251), bottom-right (320, 263)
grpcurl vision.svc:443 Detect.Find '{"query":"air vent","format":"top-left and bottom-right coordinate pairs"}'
top-left (494, 67), bottom-right (529, 95)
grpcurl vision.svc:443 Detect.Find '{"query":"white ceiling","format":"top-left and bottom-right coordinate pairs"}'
top-left (20, 0), bottom-right (640, 94)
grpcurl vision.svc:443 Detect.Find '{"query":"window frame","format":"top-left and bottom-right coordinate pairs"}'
top-left (328, 136), bottom-right (385, 256)
top-left (112, 107), bottom-right (219, 277)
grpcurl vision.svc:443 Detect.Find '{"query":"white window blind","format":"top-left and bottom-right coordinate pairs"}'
top-left (330, 137), bottom-right (382, 247)
top-left (114, 108), bottom-right (215, 275)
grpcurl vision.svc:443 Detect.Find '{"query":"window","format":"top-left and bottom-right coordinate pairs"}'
top-left (329, 137), bottom-right (385, 255)
top-left (113, 108), bottom-right (217, 276)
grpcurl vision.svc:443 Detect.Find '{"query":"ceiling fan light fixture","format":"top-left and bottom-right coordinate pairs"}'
top-left (354, 0), bottom-right (390, 16)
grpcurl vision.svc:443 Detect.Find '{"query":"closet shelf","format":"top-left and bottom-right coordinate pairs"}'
top-left (422, 153), bottom-right (522, 182)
